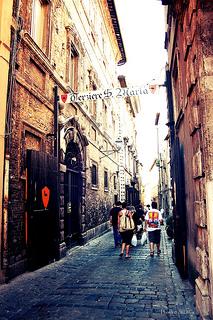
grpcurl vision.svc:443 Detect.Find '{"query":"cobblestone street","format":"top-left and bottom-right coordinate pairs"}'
top-left (0, 229), bottom-right (200, 320)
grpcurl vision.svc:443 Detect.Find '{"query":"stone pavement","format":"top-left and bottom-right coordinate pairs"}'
top-left (0, 228), bottom-right (200, 320)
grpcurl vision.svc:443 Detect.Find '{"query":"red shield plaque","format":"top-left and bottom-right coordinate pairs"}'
top-left (61, 94), bottom-right (68, 103)
top-left (42, 186), bottom-right (50, 209)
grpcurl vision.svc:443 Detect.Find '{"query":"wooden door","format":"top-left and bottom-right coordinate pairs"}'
top-left (26, 150), bottom-right (59, 270)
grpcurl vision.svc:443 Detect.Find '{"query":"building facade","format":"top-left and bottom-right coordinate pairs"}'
top-left (0, 0), bottom-right (14, 284)
top-left (117, 75), bottom-right (142, 207)
top-left (163, 0), bottom-right (213, 317)
top-left (0, 0), bottom-right (143, 282)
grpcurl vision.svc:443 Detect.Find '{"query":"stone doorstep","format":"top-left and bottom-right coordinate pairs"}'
top-left (8, 258), bottom-right (28, 281)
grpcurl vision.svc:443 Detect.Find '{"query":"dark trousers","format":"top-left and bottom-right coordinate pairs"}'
top-left (112, 226), bottom-right (121, 247)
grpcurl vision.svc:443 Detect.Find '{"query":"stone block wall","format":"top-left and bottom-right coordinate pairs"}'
top-left (166, 0), bottom-right (213, 317)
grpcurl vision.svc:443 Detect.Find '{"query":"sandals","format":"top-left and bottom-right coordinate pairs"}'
top-left (119, 253), bottom-right (131, 259)
top-left (150, 250), bottom-right (161, 257)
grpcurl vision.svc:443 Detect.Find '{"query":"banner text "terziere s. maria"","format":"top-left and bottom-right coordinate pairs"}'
top-left (59, 85), bottom-right (156, 104)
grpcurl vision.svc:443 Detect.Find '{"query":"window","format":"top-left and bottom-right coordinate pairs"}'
top-left (31, 0), bottom-right (49, 50)
top-left (90, 83), bottom-right (97, 119)
top-left (104, 170), bottom-right (108, 191)
top-left (91, 164), bottom-right (98, 187)
top-left (113, 175), bottom-right (117, 190)
top-left (91, 127), bottom-right (96, 141)
top-left (70, 43), bottom-right (79, 91)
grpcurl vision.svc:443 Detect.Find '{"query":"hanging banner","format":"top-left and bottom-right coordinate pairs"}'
top-left (59, 85), bottom-right (157, 104)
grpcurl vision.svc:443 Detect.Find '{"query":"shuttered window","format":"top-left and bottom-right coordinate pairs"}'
top-left (31, 0), bottom-right (50, 52)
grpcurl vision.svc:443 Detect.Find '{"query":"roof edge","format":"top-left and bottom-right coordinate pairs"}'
top-left (106, 0), bottom-right (127, 65)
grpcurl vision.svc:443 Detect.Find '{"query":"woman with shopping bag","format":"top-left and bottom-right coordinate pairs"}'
top-left (118, 202), bottom-right (135, 259)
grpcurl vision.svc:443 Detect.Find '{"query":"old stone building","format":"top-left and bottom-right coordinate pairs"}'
top-left (163, 0), bottom-right (213, 317)
top-left (0, 0), bottom-right (14, 283)
top-left (0, 0), bottom-right (142, 282)
top-left (117, 75), bottom-right (142, 206)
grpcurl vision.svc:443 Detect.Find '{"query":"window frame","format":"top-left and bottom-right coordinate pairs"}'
top-left (70, 43), bottom-right (79, 91)
top-left (31, 0), bottom-right (51, 53)
top-left (91, 162), bottom-right (98, 188)
top-left (104, 169), bottom-right (108, 192)
top-left (113, 175), bottom-right (117, 190)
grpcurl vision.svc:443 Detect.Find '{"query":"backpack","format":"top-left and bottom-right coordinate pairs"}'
top-left (119, 210), bottom-right (135, 232)
top-left (148, 211), bottom-right (159, 228)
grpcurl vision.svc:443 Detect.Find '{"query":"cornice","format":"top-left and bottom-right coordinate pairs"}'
top-left (106, 0), bottom-right (126, 65)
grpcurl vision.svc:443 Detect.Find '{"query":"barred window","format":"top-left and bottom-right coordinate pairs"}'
top-left (91, 163), bottom-right (98, 187)
top-left (104, 170), bottom-right (108, 191)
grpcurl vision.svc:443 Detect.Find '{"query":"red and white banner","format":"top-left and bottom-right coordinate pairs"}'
top-left (59, 85), bottom-right (157, 104)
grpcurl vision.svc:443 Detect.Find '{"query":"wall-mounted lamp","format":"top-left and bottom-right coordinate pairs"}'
top-left (100, 138), bottom-right (122, 159)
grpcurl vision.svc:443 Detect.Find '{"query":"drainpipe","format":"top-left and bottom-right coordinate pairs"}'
top-left (53, 85), bottom-right (61, 259)
top-left (1, 0), bottom-right (22, 283)
top-left (165, 66), bottom-right (175, 144)
top-left (54, 86), bottom-right (59, 158)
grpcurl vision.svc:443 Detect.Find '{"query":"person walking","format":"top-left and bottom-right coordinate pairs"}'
top-left (109, 201), bottom-right (122, 248)
top-left (144, 201), bottom-right (163, 257)
top-left (118, 202), bottom-right (135, 259)
top-left (134, 204), bottom-right (145, 239)
top-left (145, 204), bottom-right (150, 214)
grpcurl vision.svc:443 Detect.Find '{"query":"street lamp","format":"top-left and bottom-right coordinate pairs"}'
top-left (99, 138), bottom-right (122, 159)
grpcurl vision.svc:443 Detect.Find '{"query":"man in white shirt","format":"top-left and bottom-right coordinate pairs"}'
top-left (145, 201), bottom-right (163, 257)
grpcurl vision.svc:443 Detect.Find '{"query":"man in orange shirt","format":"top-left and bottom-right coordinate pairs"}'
top-left (145, 201), bottom-right (163, 257)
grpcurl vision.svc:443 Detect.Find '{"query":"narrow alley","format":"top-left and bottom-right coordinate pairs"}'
top-left (0, 229), bottom-right (200, 320)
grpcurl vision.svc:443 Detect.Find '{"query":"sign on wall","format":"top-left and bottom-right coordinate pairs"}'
top-left (59, 85), bottom-right (157, 104)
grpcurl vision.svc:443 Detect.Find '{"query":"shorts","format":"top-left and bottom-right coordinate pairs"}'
top-left (120, 230), bottom-right (134, 245)
top-left (148, 229), bottom-right (161, 244)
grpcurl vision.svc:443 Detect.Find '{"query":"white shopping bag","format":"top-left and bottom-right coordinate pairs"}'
top-left (137, 224), bottom-right (142, 232)
top-left (141, 232), bottom-right (147, 246)
top-left (131, 233), bottom-right (137, 246)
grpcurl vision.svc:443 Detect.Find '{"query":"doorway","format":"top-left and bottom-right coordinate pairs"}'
top-left (64, 169), bottom-right (82, 246)
top-left (26, 150), bottom-right (59, 270)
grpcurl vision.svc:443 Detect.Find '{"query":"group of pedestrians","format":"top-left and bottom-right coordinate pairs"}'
top-left (109, 201), bottom-right (163, 258)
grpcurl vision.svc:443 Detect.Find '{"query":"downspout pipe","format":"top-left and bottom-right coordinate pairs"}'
top-left (165, 67), bottom-right (175, 144)
top-left (53, 85), bottom-right (61, 259)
